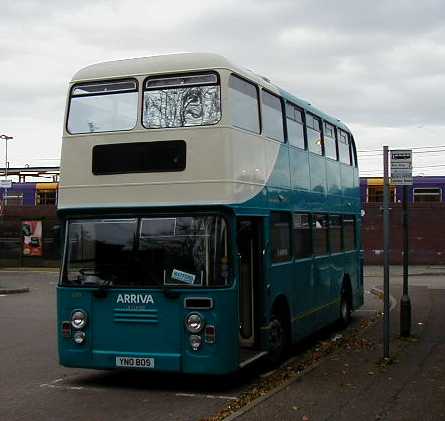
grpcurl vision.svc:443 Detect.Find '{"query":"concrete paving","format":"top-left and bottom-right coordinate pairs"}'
top-left (235, 270), bottom-right (445, 421)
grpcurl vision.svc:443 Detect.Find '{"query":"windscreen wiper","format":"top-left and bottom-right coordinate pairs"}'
top-left (162, 270), bottom-right (180, 299)
top-left (78, 268), bottom-right (109, 286)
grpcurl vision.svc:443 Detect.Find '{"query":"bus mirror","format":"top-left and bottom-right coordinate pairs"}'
top-left (262, 241), bottom-right (270, 256)
top-left (52, 225), bottom-right (62, 256)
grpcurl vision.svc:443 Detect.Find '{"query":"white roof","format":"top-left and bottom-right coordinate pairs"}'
top-left (72, 53), bottom-right (249, 82)
top-left (71, 52), bottom-right (351, 132)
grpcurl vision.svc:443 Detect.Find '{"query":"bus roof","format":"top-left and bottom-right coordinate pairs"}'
top-left (71, 52), bottom-right (351, 133)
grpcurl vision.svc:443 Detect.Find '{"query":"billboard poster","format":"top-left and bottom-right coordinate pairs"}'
top-left (22, 220), bottom-right (43, 257)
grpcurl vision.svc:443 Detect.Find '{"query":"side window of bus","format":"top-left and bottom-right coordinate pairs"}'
top-left (329, 215), bottom-right (342, 253)
top-left (286, 102), bottom-right (305, 149)
top-left (293, 213), bottom-right (312, 258)
top-left (343, 216), bottom-right (356, 250)
top-left (324, 122), bottom-right (338, 160)
top-left (312, 214), bottom-right (328, 255)
top-left (229, 75), bottom-right (260, 133)
top-left (306, 114), bottom-right (323, 155)
top-left (271, 212), bottom-right (291, 263)
top-left (338, 129), bottom-right (352, 165)
top-left (262, 91), bottom-right (284, 142)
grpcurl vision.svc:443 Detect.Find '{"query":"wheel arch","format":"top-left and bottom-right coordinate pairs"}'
top-left (271, 294), bottom-right (292, 338)
top-left (341, 274), bottom-right (353, 307)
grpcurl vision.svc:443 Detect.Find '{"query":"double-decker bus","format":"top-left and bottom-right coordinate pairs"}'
top-left (57, 53), bottom-right (363, 375)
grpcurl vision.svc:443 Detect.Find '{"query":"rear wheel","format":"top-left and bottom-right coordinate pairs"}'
top-left (268, 313), bottom-right (289, 364)
top-left (339, 289), bottom-right (352, 328)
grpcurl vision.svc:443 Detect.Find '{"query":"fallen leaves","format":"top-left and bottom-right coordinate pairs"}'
top-left (203, 317), bottom-right (380, 421)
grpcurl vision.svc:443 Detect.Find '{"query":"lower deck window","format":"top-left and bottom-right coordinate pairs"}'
top-left (271, 212), bottom-right (291, 262)
top-left (313, 214), bottom-right (328, 255)
top-left (64, 216), bottom-right (229, 288)
top-left (329, 215), bottom-right (342, 253)
top-left (293, 213), bottom-right (312, 258)
top-left (343, 216), bottom-right (356, 250)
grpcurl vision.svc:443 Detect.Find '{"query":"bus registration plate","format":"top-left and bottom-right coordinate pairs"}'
top-left (115, 356), bottom-right (155, 369)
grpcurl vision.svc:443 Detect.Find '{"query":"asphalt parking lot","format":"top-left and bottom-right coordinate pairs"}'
top-left (0, 270), bottom-right (382, 421)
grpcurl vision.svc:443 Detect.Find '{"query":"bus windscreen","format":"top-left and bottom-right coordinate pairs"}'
top-left (63, 216), bottom-right (230, 288)
top-left (67, 79), bottom-right (138, 134)
top-left (142, 73), bottom-right (221, 129)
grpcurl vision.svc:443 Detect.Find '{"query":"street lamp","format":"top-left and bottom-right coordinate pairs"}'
top-left (0, 134), bottom-right (13, 206)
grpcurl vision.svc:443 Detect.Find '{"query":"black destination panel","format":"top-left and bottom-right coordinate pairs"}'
top-left (92, 140), bottom-right (186, 175)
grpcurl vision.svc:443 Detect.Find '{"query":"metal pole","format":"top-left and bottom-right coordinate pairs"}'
top-left (400, 185), bottom-right (411, 336)
top-left (5, 136), bottom-right (8, 180)
top-left (383, 145), bottom-right (390, 358)
top-left (4, 137), bottom-right (8, 206)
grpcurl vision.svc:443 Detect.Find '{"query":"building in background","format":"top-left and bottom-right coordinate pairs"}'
top-left (0, 167), bottom-right (60, 267)
top-left (2, 171), bottom-right (445, 267)
top-left (360, 176), bottom-right (445, 265)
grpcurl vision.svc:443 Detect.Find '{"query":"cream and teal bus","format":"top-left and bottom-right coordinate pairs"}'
top-left (57, 53), bottom-right (363, 374)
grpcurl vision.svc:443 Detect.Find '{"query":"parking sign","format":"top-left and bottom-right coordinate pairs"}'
top-left (391, 150), bottom-right (412, 185)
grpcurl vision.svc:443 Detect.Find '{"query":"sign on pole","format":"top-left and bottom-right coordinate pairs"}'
top-left (0, 180), bottom-right (12, 189)
top-left (390, 150), bottom-right (413, 185)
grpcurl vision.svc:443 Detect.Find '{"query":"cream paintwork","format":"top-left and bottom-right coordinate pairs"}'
top-left (59, 126), bottom-right (280, 209)
top-left (59, 54), bottom-right (282, 210)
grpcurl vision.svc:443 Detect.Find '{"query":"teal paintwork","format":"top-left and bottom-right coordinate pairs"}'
top-left (58, 286), bottom-right (239, 374)
top-left (234, 134), bottom-right (362, 350)
top-left (58, 89), bottom-right (362, 375)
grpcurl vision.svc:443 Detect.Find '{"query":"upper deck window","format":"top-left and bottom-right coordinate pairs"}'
top-left (306, 114), bottom-right (323, 155)
top-left (261, 91), bottom-right (284, 142)
top-left (143, 73), bottom-right (221, 129)
top-left (338, 129), bottom-right (352, 165)
top-left (324, 122), bottom-right (338, 160)
top-left (286, 103), bottom-right (305, 149)
top-left (67, 79), bottom-right (138, 134)
top-left (229, 75), bottom-right (260, 133)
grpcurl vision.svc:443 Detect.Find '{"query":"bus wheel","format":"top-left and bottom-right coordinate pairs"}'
top-left (339, 288), bottom-right (352, 328)
top-left (268, 314), bottom-right (289, 364)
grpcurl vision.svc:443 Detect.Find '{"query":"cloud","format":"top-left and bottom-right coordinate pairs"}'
top-left (1, 0), bottom-right (445, 175)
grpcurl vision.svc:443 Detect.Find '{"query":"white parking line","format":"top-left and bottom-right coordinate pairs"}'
top-left (356, 309), bottom-right (378, 313)
top-left (176, 392), bottom-right (238, 401)
top-left (39, 378), bottom-right (239, 399)
top-left (40, 377), bottom-right (85, 391)
top-left (0, 270), bottom-right (58, 274)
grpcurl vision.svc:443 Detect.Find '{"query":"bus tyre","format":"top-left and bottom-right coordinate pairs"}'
top-left (268, 314), bottom-right (288, 365)
top-left (339, 291), bottom-right (352, 328)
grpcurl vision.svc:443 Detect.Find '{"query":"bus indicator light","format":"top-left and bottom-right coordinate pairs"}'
top-left (62, 321), bottom-right (71, 338)
top-left (204, 325), bottom-right (216, 344)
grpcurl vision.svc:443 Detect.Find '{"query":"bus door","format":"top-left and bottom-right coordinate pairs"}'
top-left (237, 218), bottom-right (263, 347)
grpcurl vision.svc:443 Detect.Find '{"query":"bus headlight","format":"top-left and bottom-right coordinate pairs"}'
top-left (189, 335), bottom-right (202, 351)
top-left (71, 310), bottom-right (87, 330)
top-left (73, 331), bottom-right (86, 345)
top-left (185, 313), bottom-right (203, 333)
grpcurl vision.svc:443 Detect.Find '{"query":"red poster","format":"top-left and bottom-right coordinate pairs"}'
top-left (22, 220), bottom-right (43, 257)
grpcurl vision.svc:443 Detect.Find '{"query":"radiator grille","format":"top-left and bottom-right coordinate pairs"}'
top-left (113, 308), bottom-right (159, 324)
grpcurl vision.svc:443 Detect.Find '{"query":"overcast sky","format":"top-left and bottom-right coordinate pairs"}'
top-left (1, 0), bottom-right (445, 175)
